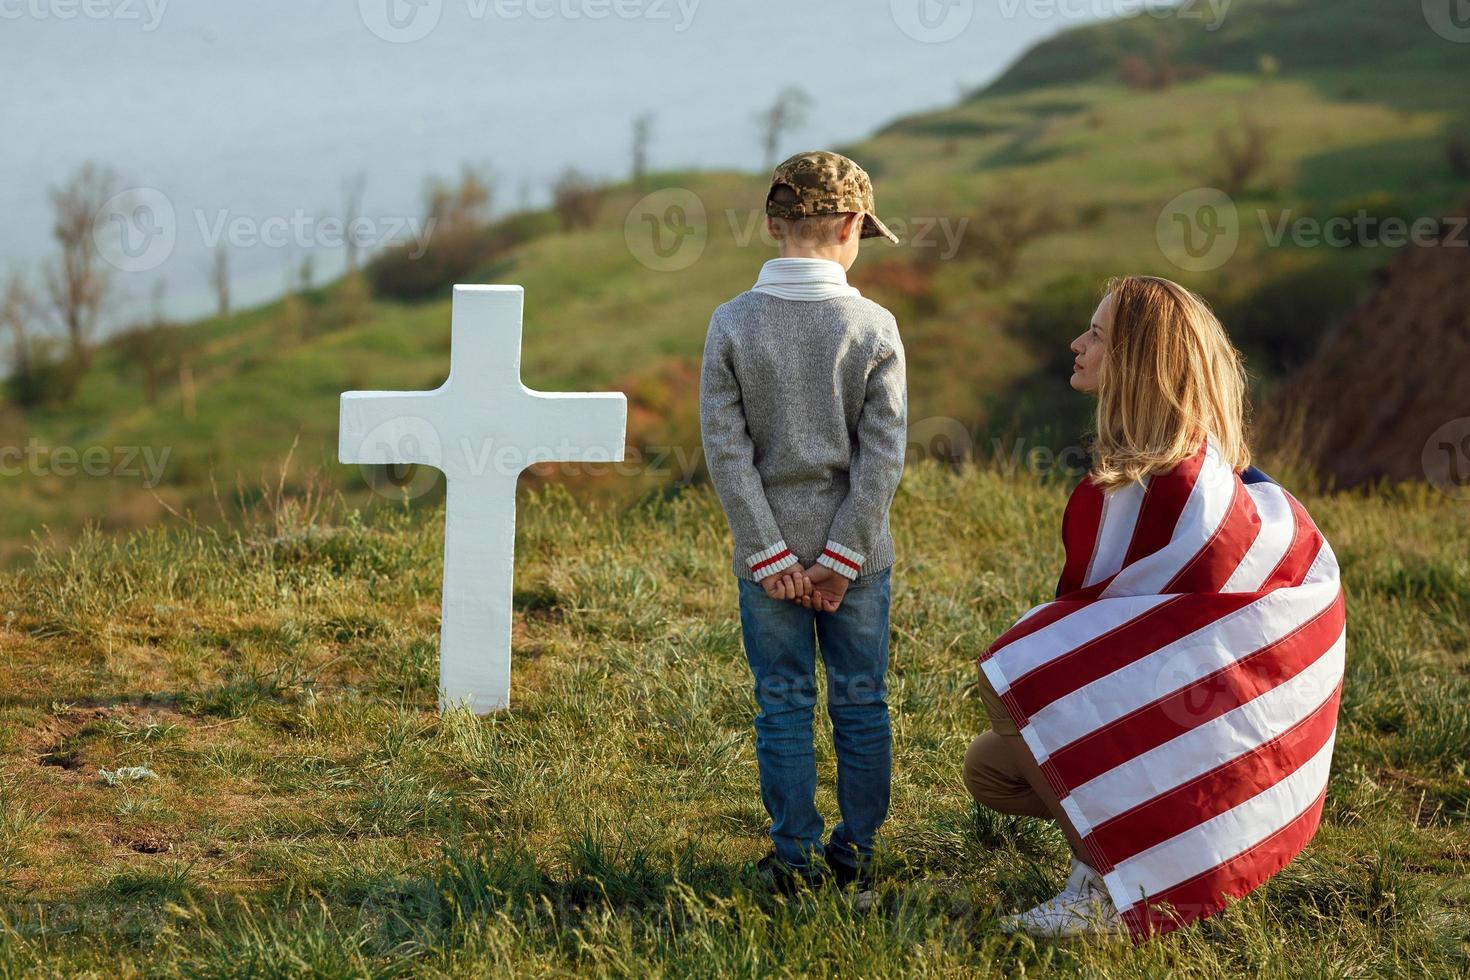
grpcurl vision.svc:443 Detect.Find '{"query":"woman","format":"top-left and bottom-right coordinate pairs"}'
top-left (964, 276), bottom-right (1346, 940)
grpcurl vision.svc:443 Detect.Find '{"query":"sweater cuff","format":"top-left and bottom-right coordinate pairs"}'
top-left (816, 541), bottom-right (864, 581)
top-left (748, 541), bottom-right (799, 578)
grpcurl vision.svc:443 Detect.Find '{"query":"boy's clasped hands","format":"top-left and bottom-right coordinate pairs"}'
top-left (760, 565), bottom-right (849, 613)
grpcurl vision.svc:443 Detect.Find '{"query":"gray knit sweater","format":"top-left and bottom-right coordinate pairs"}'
top-left (699, 269), bottom-right (908, 583)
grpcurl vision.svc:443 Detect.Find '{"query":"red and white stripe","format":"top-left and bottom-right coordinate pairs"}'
top-left (817, 540), bottom-right (865, 581)
top-left (748, 541), bottom-right (799, 577)
top-left (980, 441), bottom-right (1345, 940)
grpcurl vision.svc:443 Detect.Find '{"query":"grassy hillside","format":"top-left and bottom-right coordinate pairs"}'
top-left (5, 0), bottom-right (1469, 563)
top-left (0, 464), bottom-right (1466, 973)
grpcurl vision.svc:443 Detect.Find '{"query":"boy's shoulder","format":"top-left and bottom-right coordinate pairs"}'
top-left (711, 290), bottom-right (900, 337)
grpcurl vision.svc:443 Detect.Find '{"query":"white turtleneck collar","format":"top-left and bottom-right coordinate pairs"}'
top-left (752, 257), bottom-right (861, 302)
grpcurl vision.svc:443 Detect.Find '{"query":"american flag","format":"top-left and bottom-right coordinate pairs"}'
top-left (980, 440), bottom-right (1346, 939)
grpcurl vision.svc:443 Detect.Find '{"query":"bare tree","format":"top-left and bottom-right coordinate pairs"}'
top-left (631, 114), bottom-right (654, 187)
top-left (209, 246), bottom-right (231, 319)
top-left (44, 163), bottom-right (116, 378)
top-left (2, 273), bottom-right (33, 365)
top-left (758, 87), bottom-right (812, 171)
top-left (1119, 37), bottom-right (1182, 91)
top-left (281, 256), bottom-right (311, 337)
top-left (1, 272), bottom-right (38, 396)
top-left (1214, 115), bottom-right (1272, 196)
top-left (342, 171), bottom-right (368, 271)
top-left (366, 167), bottom-right (495, 301)
top-left (426, 166), bottom-right (493, 230)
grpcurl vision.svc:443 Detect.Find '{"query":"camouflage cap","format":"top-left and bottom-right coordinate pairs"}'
top-left (766, 151), bottom-right (900, 244)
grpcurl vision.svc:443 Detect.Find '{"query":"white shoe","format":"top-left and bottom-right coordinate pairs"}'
top-left (1000, 857), bottom-right (1121, 938)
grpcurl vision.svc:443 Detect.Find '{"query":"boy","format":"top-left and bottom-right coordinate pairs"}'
top-left (699, 151), bottom-right (908, 895)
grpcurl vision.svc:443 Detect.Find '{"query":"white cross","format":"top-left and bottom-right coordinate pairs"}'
top-left (338, 285), bottom-right (627, 714)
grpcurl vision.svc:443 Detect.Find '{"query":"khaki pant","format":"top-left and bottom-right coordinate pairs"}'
top-left (962, 666), bottom-right (1088, 858)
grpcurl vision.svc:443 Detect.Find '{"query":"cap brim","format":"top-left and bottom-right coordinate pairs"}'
top-left (861, 213), bottom-right (900, 244)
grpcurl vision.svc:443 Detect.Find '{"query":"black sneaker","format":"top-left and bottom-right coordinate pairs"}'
top-left (823, 840), bottom-right (875, 891)
top-left (753, 850), bottom-right (827, 897)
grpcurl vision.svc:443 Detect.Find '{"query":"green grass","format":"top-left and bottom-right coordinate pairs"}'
top-left (0, 462), bottom-right (1466, 974)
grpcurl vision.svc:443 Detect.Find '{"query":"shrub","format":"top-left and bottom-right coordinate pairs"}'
top-left (3, 334), bottom-right (69, 408)
top-left (367, 169), bottom-right (494, 302)
top-left (957, 187), bottom-right (1062, 287)
top-left (368, 227), bottom-right (489, 302)
top-left (1446, 134), bottom-right (1468, 180)
top-left (114, 321), bottom-right (183, 404)
top-left (1213, 115), bottom-right (1272, 196)
top-left (550, 169), bottom-right (606, 232)
top-left (328, 271), bottom-right (374, 329)
top-left (850, 259), bottom-right (939, 320)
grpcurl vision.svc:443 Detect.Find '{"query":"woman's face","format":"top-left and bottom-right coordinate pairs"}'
top-left (1070, 292), bottom-right (1113, 394)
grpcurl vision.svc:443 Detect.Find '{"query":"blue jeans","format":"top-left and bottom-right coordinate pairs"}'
top-left (737, 567), bottom-right (892, 871)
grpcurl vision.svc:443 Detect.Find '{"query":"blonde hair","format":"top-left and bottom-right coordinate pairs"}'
top-left (1089, 275), bottom-right (1251, 489)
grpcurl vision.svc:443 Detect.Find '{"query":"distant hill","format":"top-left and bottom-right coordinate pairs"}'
top-left (982, 0), bottom-right (1464, 103)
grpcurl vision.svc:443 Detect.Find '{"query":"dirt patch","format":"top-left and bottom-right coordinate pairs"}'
top-left (27, 701), bottom-right (193, 777)
top-left (32, 707), bottom-right (113, 771)
top-left (104, 827), bottom-right (175, 855)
